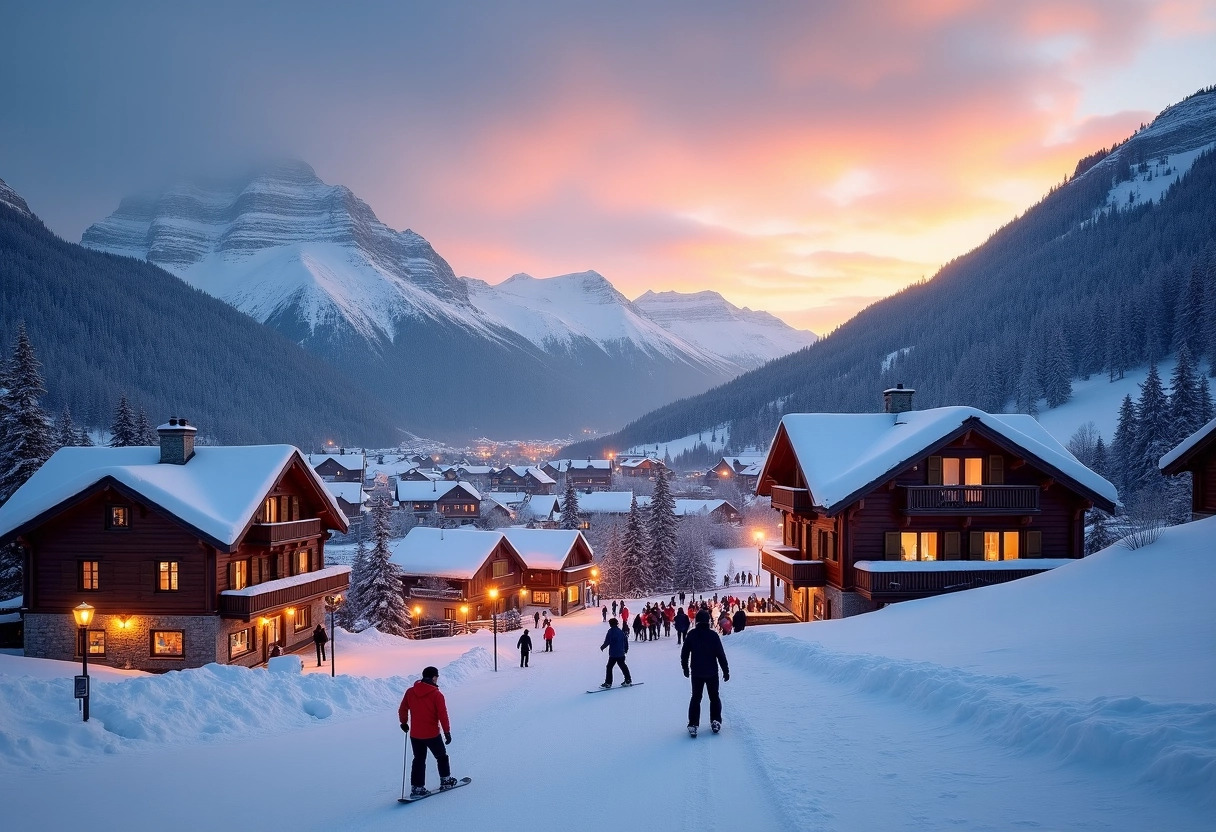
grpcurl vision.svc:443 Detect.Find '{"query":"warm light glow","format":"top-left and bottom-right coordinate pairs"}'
top-left (72, 602), bottom-right (94, 628)
top-left (413, 605), bottom-right (422, 616)
top-left (117, 614), bottom-right (132, 629)
top-left (286, 607), bottom-right (295, 617)
top-left (259, 617), bottom-right (268, 626)
top-left (753, 530), bottom-right (764, 542)
top-left (489, 588), bottom-right (499, 600)
top-left (460, 605), bottom-right (469, 614)
top-left (519, 588), bottom-right (528, 597)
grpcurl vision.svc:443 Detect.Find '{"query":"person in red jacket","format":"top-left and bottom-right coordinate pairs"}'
top-left (543, 624), bottom-right (556, 652)
top-left (398, 666), bottom-right (457, 797)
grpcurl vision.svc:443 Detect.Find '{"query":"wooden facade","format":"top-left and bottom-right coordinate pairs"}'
top-left (1160, 418), bottom-right (1216, 521)
top-left (620, 458), bottom-right (666, 478)
top-left (544, 460), bottom-right (613, 491)
top-left (311, 454), bottom-right (365, 483)
top-left (401, 538), bottom-right (529, 623)
top-left (490, 467), bottom-right (555, 495)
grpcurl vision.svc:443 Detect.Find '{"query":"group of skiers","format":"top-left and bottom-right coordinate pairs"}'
top-left (515, 623), bottom-right (556, 666)
top-left (723, 571), bottom-right (756, 586)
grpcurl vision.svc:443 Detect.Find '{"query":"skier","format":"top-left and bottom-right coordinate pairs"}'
top-left (674, 606), bottom-right (690, 645)
top-left (534, 611), bottom-right (541, 629)
top-left (602, 605), bottom-right (608, 623)
top-left (663, 603), bottom-right (675, 637)
top-left (312, 623), bottom-right (329, 667)
top-left (679, 591), bottom-right (686, 605)
top-left (611, 600), bottom-right (618, 616)
top-left (517, 629), bottom-right (533, 667)
top-left (543, 624), bottom-right (556, 652)
top-left (720, 612), bottom-right (732, 635)
top-left (680, 609), bottom-right (729, 737)
top-left (599, 617), bottom-right (633, 688)
top-left (732, 606), bottom-right (746, 633)
top-left (632, 613), bottom-right (645, 641)
top-left (398, 666), bottom-right (457, 796)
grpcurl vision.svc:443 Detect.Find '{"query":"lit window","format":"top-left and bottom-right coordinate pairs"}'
top-left (263, 497), bottom-right (279, 523)
top-left (107, 505), bottom-right (130, 529)
top-left (81, 561), bottom-right (99, 591)
top-left (264, 615), bottom-right (282, 646)
top-left (151, 630), bottom-right (184, 657)
top-left (1003, 531), bottom-right (1020, 560)
top-left (443, 608), bottom-right (456, 620)
top-left (982, 531), bottom-right (1021, 560)
top-left (942, 458), bottom-right (961, 486)
top-left (294, 549), bottom-right (310, 575)
top-left (158, 561), bottom-right (179, 591)
top-left (231, 560), bottom-right (248, 590)
top-left (86, 630), bottom-right (105, 656)
top-left (567, 584), bottom-right (580, 604)
top-left (899, 532), bottom-right (938, 561)
top-left (533, 591), bottom-right (551, 605)
top-left (229, 628), bottom-right (252, 659)
top-left (964, 458), bottom-right (983, 485)
top-left (293, 605), bottom-right (311, 632)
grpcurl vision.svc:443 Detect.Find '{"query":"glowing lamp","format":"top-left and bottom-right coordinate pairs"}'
top-left (591, 567), bottom-right (599, 579)
top-left (72, 602), bottom-right (94, 628)
top-left (259, 617), bottom-right (268, 626)
top-left (488, 588), bottom-right (499, 600)
top-left (413, 605), bottom-right (422, 616)
top-left (117, 614), bottom-right (132, 629)
top-left (460, 605), bottom-right (469, 614)
top-left (286, 607), bottom-right (295, 617)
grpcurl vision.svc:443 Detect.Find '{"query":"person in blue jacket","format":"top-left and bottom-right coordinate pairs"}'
top-left (680, 608), bottom-right (729, 737)
top-left (599, 617), bottom-right (633, 688)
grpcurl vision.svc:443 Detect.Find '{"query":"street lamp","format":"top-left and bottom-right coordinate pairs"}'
top-left (753, 530), bottom-right (764, 589)
top-left (72, 602), bottom-right (94, 722)
top-left (324, 594), bottom-right (344, 678)
top-left (590, 567), bottom-right (599, 606)
top-left (460, 604), bottom-right (469, 634)
top-left (488, 587), bottom-right (499, 672)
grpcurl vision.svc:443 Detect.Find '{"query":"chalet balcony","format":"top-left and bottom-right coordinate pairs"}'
top-left (761, 546), bottom-right (826, 587)
top-left (852, 559), bottom-right (1068, 602)
top-left (770, 486), bottom-right (815, 515)
top-left (245, 518), bottom-right (322, 546)
top-left (219, 565), bottom-right (350, 620)
top-left (901, 485), bottom-right (1039, 515)
top-left (408, 586), bottom-right (464, 600)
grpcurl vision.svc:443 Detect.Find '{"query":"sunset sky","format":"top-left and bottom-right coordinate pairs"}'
top-left (2, 1), bottom-right (1214, 333)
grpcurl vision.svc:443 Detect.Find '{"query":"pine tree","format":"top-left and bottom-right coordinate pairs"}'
top-left (343, 531), bottom-right (371, 629)
top-left (1042, 329), bottom-right (1073, 408)
top-left (136, 408), bottom-right (158, 445)
top-left (597, 521), bottom-right (623, 597)
top-left (77, 427), bottom-right (94, 447)
top-left (619, 495), bottom-right (650, 595)
top-left (1110, 395), bottom-right (1138, 495)
top-left (1167, 345), bottom-right (1203, 444)
top-left (646, 471), bottom-right (678, 591)
top-left (1174, 263), bottom-right (1206, 360)
top-left (56, 407), bottom-right (77, 448)
top-left (559, 478), bottom-right (581, 530)
top-left (1198, 376), bottom-right (1214, 425)
top-left (109, 396), bottom-right (138, 447)
top-left (1085, 510), bottom-right (1118, 555)
top-left (360, 495), bottom-right (411, 636)
top-left (1015, 351), bottom-right (1040, 415)
top-left (0, 323), bottom-right (57, 504)
top-left (1132, 365), bottom-right (1171, 491)
top-left (1106, 309), bottom-right (1129, 382)
top-left (1091, 435), bottom-right (1108, 478)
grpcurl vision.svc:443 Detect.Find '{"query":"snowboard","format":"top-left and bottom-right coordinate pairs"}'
top-left (586, 682), bottom-right (644, 693)
top-left (397, 777), bottom-right (472, 803)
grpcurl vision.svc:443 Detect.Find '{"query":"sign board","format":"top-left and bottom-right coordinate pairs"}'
top-left (74, 675), bottom-right (89, 699)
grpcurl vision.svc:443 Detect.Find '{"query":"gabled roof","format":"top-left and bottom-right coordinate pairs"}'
top-left (0, 445), bottom-right (346, 551)
top-left (396, 480), bottom-right (482, 503)
top-left (499, 528), bottom-right (591, 570)
top-left (1160, 416), bottom-right (1216, 474)
top-left (308, 453), bottom-right (365, 471)
top-left (484, 491), bottom-right (529, 507)
top-left (672, 499), bottom-right (738, 516)
top-left (565, 491), bottom-right (637, 514)
top-left (620, 457), bottom-right (662, 469)
top-left (548, 459), bottom-right (613, 472)
top-left (758, 407), bottom-right (1118, 514)
top-left (523, 495), bottom-right (561, 521)
top-left (718, 455), bottom-right (766, 470)
top-left (389, 528), bottom-right (512, 579)
top-left (497, 465), bottom-right (556, 484)
top-left (324, 482), bottom-right (369, 505)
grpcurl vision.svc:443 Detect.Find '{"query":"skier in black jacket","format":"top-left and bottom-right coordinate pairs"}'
top-left (673, 607), bottom-right (690, 644)
top-left (680, 609), bottom-right (729, 737)
top-left (517, 629), bottom-right (533, 668)
top-left (731, 607), bottom-right (746, 633)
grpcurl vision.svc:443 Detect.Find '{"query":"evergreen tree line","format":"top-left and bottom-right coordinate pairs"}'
top-left (563, 117), bottom-right (1216, 460)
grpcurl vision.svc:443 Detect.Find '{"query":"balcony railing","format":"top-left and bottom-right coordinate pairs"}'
top-left (853, 563), bottom-right (1056, 600)
top-left (902, 485), bottom-right (1039, 514)
top-left (219, 567), bottom-right (350, 619)
top-left (408, 587), bottom-right (464, 600)
top-left (245, 518), bottom-right (322, 546)
top-left (761, 548), bottom-right (826, 587)
top-left (770, 486), bottom-right (815, 515)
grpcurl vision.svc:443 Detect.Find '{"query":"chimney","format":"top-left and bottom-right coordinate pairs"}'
top-left (157, 417), bottom-right (197, 465)
top-left (883, 384), bottom-right (915, 415)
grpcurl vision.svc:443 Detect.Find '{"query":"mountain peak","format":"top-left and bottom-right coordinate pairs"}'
top-left (0, 176), bottom-right (33, 219)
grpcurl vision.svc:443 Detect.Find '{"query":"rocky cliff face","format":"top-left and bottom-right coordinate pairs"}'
top-left (0, 177), bottom-right (32, 218)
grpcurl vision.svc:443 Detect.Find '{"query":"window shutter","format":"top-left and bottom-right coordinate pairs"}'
top-left (988, 455), bottom-right (1004, 485)
top-left (310, 548), bottom-right (319, 571)
top-left (227, 562), bottom-right (236, 589)
top-left (884, 531), bottom-right (901, 560)
top-left (927, 456), bottom-right (942, 485)
top-left (943, 531), bottom-right (961, 560)
top-left (291, 496), bottom-right (300, 521)
top-left (969, 531), bottom-right (984, 559)
top-left (1026, 530), bottom-right (1042, 558)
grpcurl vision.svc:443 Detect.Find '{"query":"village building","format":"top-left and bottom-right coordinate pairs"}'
top-left (0, 419), bottom-right (350, 670)
top-left (442, 464), bottom-right (495, 491)
top-left (542, 459), bottom-right (614, 490)
top-left (619, 456), bottom-right (667, 478)
top-left (500, 528), bottom-right (596, 615)
top-left (490, 465), bottom-right (556, 495)
top-left (390, 528), bottom-right (528, 623)
top-left (754, 387), bottom-right (1118, 621)
top-left (323, 481), bottom-right (370, 521)
top-left (398, 467), bottom-right (441, 482)
top-left (705, 454), bottom-right (767, 487)
top-left (1159, 415), bottom-right (1216, 521)
top-left (308, 452), bottom-right (365, 484)
top-left (395, 480), bottom-right (482, 525)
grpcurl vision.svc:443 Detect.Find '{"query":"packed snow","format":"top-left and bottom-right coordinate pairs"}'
top-left (1034, 355), bottom-right (1180, 445)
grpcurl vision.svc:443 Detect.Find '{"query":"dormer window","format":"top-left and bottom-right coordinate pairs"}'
top-left (107, 504), bottom-right (131, 529)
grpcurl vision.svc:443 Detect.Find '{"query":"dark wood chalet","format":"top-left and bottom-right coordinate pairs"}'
top-left (501, 529), bottom-right (596, 616)
top-left (755, 389), bottom-right (1119, 621)
top-left (395, 480), bottom-right (482, 524)
top-left (490, 465), bottom-right (556, 495)
top-left (390, 528), bottom-right (530, 623)
top-left (0, 419), bottom-right (350, 670)
top-left (1160, 416), bottom-right (1216, 521)
top-left (620, 457), bottom-right (666, 478)
top-left (308, 452), bottom-right (365, 483)
top-left (544, 459), bottom-right (614, 491)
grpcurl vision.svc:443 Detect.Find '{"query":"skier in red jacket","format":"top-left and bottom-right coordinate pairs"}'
top-left (398, 666), bottom-right (457, 797)
top-left (543, 624), bottom-right (556, 652)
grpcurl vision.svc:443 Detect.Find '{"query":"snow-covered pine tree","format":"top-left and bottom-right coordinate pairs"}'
top-left (1199, 376), bottom-right (1214, 425)
top-left (1110, 394), bottom-right (1138, 495)
top-left (1042, 329), bottom-right (1073, 409)
top-left (360, 494), bottom-right (411, 636)
top-left (619, 495), bottom-right (650, 596)
top-left (341, 532), bottom-right (370, 629)
top-left (1106, 310), bottom-right (1129, 382)
top-left (1205, 264), bottom-right (1216, 377)
top-left (56, 407), bottom-right (77, 448)
top-left (0, 323), bottom-right (57, 504)
top-left (559, 477), bottom-right (581, 530)
top-left (646, 470), bottom-right (677, 591)
top-left (1085, 509), bottom-right (1118, 555)
top-left (136, 408), bottom-right (158, 446)
top-left (1174, 263), bottom-right (1206, 361)
top-left (1168, 346), bottom-right (1203, 444)
top-left (1132, 364), bottom-right (1171, 492)
top-left (673, 513), bottom-right (716, 591)
top-left (596, 520), bottom-right (623, 597)
top-left (77, 427), bottom-right (94, 447)
top-left (109, 396), bottom-right (138, 447)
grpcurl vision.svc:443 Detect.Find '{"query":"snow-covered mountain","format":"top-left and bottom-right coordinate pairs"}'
top-left (0, 177), bottom-right (31, 218)
top-left (80, 162), bottom-right (814, 437)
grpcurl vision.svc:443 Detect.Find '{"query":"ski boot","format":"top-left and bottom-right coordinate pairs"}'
top-left (688, 725), bottom-right (698, 738)
top-left (439, 777), bottom-right (459, 791)
top-left (410, 786), bottom-right (430, 797)
top-left (621, 680), bottom-right (633, 686)
top-left (600, 682), bottom-right (612, 689)
top-left (711, 720), bottom-right (721, 734)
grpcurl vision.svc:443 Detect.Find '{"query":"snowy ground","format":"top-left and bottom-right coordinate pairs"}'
top-left (1, 530), bottom-right (1213, 831)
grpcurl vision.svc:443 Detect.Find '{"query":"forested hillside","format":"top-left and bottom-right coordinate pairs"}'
top-left (0, 202), bottom-right (402, 447)
top-left (564, 91), bottom-right (1216, 459)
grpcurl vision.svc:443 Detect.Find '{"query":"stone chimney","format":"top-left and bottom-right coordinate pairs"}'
top-left (883, 384), bottom-right (915, 415)
top-left (157, 417), bottom-right (197, 465)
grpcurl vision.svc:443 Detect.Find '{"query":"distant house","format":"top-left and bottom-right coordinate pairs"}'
top-left (0, 419), bottom-right (350, 670)
top-left (619, 457), bottom-right (666, 478)
top-left (390, 528), bottom-right (528, 622)
top-left (395, 480), bottom-right (482, 525)
top-left (755, 387), bottom-right (1118, 622)
top-left (1160, 416), bottom-right (1216, 521)
top-left (500, 529), bottom-right (596, 615)
top-left (672, 499), bottom-right (741, 523)
top-left (309, 452), bottom-right (366, 484)
top-left (564, 491), bottom-right (637, 518)
top-left (324, 482), bottom-right (370, 520)
top-left (543, 459), bottom-right (613, 491)
top-left (490, 465), bottom-right (556, 495)
top-left (706, 454), bottom-right (767, 486)
top-left (398, 467), bottom-right (440, 482)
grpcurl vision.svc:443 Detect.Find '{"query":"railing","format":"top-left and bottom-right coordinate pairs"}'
top-left (902, 485), bottom-right (1039, 514)
top-left (408, 587), bottom-right (464, 600)
top-left (245, 518), bottom-right (322, 546)
top-left (770, 486), bottom-right (815, 514)
top-left (218, 570), bottom-right (349, 618)
top-left (761, 550), bottom-right (826, 586)
top-left (853, 564), bottom-right (1057, 600)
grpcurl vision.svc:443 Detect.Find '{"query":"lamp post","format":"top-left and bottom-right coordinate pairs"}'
top-left (590, 567), bottom-right (599, 606)
top-left (324, 594), bottom-right (343, 678)
top-left (488, 588), bottom-right (499, 672)
top-left (460, 604), bottom-right (469, 635)
top-left (72, 602), bottom-right (94, 722)
top-left (753, 530), bottom-right (764, 590)
top-left (413, 605), bottom-right (422, 638)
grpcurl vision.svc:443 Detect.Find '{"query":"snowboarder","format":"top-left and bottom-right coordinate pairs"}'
top-left (313, 623), bottom-right (329, 667)
top-left (517, 629), bottom-right (533, 667)
top-left (680, 609), bottom-right (729, 737)
top-left (732, 607), bottom-right (746, 633)
top-left (543, 624), bottom-right (555, 652)
top-left (599, 618), bottom-right (632, 688)
top-left (674, 606), bottom-right (690, 644)
top-left (398, 666), bottom-right (457, 796)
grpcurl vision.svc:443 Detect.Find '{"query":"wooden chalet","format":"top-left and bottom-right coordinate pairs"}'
top-left (390, 528), bottom-right (529, 623)
top-left (500, 529), bottom-right (596, 615)
top-left (619, 457), bottom-right (666, 478)
top-left (490, 465), bottom-right (556, 495)
top-left (308, 452), bottom-right (365, 483)
top-left (399, 467), bottom-right (440, 482)
top-left (1160, 416), bottom-right (1216, 521)
top-left (754, 388), bottom-right (1119, 621)
top-left (395, 480), bottom-right (482, 524)
top-left (544, 459), bottom-right (613, 491)
top-left (706, 454), bottom-right (767, 487)
top-left (324, 482), bottom-right (369, 520)
top-left (0, 419), bottom-right (350, 670)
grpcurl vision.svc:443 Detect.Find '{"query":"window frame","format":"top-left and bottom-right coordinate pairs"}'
top-left (157, 560), bottom-right (180, 592)
top-left (80, 560), bottom-right (100, 591)
top-left (491, 559), bottom-right (510, 578)
top-left (292, 605), bottom-right (311, 632)
top-left (230, 559), bottom-right (249, 590)
top-left (78, 628), bottom-right (106, 657)
top-left (150, 630), bottom-right (185, 658)
top-left (228, 628), bottom-right (253, 660)
top-left (105, 504), bottom-right (132, 530)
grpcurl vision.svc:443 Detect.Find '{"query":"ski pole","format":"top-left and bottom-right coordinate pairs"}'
top-left (400, 735), bottom-right (410, 800)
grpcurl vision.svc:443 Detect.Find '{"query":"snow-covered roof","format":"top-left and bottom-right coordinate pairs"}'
top-left (324, 482), bottom-right (369, 505)
top-left (739, 462), bottom-right (763, 476)
top-left (720, 455), bottom-right (766, 469)
top-left (499, 528), bottom-right (588, 570)
top-left (619, 457), bottom-right (663, 469)
top-left (389, 528), bottom-right (508, 579)
top-left (395, 480), bottom-right (482, 502)
top-left (484, 491), bottom-right (528, 507)
top-left (672, 499), bottom-right (737, 516)
top-left (522, 495), bottom-right (560, 520)
top-left (0, 445), bottom-right (345, 550)
top-left (498, 465), bottom-right (556, 484)
top-left (548, 459), bottom-right (612, 472)
top-left (565, 491), bottom-right (637, 514)
top-left (308, 453), bottom-right (365, 471)
top-left (766, 407), bottom-right (1119, 512)
top-left (453, 465), bottom-right (494, 476)
top-left (220, 564), bottom-right (351, 596)
top-left (1160, 415), bottom-right (1216, 472)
